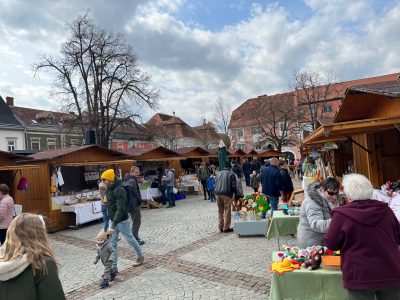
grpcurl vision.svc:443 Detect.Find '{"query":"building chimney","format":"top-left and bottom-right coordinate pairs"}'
top-left (5, 96), bottom-right (14, 106)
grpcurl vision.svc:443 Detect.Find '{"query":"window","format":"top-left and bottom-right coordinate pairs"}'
top-left (237, 128), bottom-right (244, 140)
top-left (251, 126), bottom-right (260, 135)
top-left (310, 107), bottom-right (316, 114)
top-left (279, 122), bottom-right (286, 133)
top-left (117, 142), bottom-right (124, 150)
top-left (323, 105), bottom-right (332, 112)
top-left (47, 138), bottom-right (56, 150)
top-left (70, 139), bottom-right (79, 147)
top-left (236, 143), bottom-right (245, 150)
top-left (6, 138), bottom-right (17, 152)
top-left (31, 138), bottom-right (41, 150)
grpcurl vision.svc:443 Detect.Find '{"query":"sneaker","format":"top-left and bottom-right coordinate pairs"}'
top-left (138, 239), bottom-right (145, 245)
top-left (133, 256), bottom-right (144, 267)
top-left (223, 228), bottom-right (234, 233)
top-left (219, 228), bottom-right (223, 233)
top-left (99, 278), bottom-right (109, 288)
top-left (166, 205), bottom-right (172, 208)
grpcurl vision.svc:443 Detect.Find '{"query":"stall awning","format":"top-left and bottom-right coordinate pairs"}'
top-left (57, 159), bottom-right (137, 167)
top-left (302, 116), bottom-right (400, 145)
top-left (0, 164), bottom-right (40, 171)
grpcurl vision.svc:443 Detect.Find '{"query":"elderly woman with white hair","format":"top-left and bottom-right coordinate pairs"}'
top-left (325, 174), bottom-right (400, 300)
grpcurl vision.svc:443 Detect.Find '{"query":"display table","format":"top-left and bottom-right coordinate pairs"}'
top-left (61, 201), bottom-right (102, 226)
top-left (140, 188), bottom-right (161, 200)
top-left (270, 252), bottom-right (346, 300)
top-left (266, 211), bottom-right (300, 239)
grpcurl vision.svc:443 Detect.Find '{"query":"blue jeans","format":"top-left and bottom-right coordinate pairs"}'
top-left (166, 186), bottom-right (175, 206)
top-left (268, 196), bottom-right (279, 217)
top-left (101, 204), bottom-right (109, 232)
top-left (110, 219), bottom-right (143, 269)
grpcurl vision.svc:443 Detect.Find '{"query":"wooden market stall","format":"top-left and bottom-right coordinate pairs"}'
top-left (16, 145), bottom-right (134, 232)
top-left (228, 148), bottom-right (247, 164)
top-left (172, 147), bottom-right (210, 177)
top-left (302, 80), bottom-right (400, 187)
top-left (256, 149), bottom-right (286, 160)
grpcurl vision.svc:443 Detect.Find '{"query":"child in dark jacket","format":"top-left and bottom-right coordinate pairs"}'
top-left (206, 175), bottom-right (216, 202)
top-left (250, 171), bottom-right (260, 193)
top-left (94, 230), bottom-right (116, 288)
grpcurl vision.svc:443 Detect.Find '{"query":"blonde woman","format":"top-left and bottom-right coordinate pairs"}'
top-left (0, 213), bottom-right (65, 300)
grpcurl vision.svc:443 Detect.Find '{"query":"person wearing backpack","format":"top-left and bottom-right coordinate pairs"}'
top-left (197, 162), bottom-right (210, 200)
top-left (101, 169), bottom-right (144, 276)
top-left (124, 166), bottom-right (145, 245)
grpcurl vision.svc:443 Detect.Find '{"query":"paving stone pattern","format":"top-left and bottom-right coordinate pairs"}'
top-left (51, 181), bottom-right (300, 299)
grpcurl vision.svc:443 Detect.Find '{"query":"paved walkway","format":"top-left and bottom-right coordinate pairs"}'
top-left (51, 181), bottom-right (301, 299)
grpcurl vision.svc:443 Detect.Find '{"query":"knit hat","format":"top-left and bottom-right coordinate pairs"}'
top-left (97, 229), bottom-right (108, 241)
top-left (101, 169), bottom-right (115, 182)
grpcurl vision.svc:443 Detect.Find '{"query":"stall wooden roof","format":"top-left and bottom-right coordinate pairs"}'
top-left (245, 149), bottom-right (259, 156)
top-left (303, 80), bottom-right (400, 145)
top-left (121, 146), bottom-right (180, 161)
top-left (0, 150), bottom-right (39, 171)
top-left (256, 149), bottom-right (285, 157)
top-left (174, 147), bottom-right (210, 158)
top-left (29, 145), bottom-right (134, 166)
top-left (227, 148), bottom-right (247, 156)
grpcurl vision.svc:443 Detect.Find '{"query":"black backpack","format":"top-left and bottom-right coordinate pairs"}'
top-left (120, 184), bottom-right (137, 213)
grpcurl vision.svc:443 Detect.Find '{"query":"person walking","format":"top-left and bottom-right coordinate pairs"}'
top-left (0, 213), bottom-right (65, 300)
top-left (242, 159), bottom-right (251, 187)
top-left (215, 161), bottom-right (239, 233)
top-left (297, 177), bottom-right (340, 248)
top-left (231, 160), bottom-right (243, 197)
top-left (197, 162), bottom-right (210, 200)
top-left (124, 166), bottom-right (145, 245)
top-left (206, 175), bottom-right (216, 202)
top-left (279, 160), bottom-right (294, 203)
top-left (157, 167), bottom-right (167, 205)
top-left (101, 169), bottom-right (144, 275)
top-left (261, 158), bottom-right (283, 216)
top-left (325, 174), bottom-right (400, 300)
top-left (165, 167), bottom-right (176, 208)
top-left (0, 183), bottom-right (14, 246)
top-left (93, 229), bottom-right (116, 288)
top-left (98, 181), bottom-right (109, 232)
top-left (250, 171), bottom-right (260, 193)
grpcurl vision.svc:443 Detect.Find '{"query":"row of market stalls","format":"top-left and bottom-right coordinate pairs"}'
top-left (301, 80), bottom-right (400, 188)
top-left (1, 145), bottom-right (284, 232)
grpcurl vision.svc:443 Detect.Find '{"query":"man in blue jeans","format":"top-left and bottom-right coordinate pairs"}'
top-left (165, 167), bottom-right (175, 208)
top-left (101, 169), bottom-right (144, 279)
top-left (261, 157), bottom-right (283, 217)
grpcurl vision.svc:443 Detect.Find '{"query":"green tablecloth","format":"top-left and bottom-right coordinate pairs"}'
top-left (270, 252), bottom-right (347, 300)
top-left (266, 211), bottom-right (300, 239)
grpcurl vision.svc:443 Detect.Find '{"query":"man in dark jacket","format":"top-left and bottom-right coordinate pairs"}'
top-left (124, 166), bottom-right (145, 245)
top-left (101, 169), bottom-right (144, 272)
top-left (242, 159), bottom-right (251, 186)
top-left (325, 174), bottom-right (400, 300)
top-left (261, 157), bottom-right (283, 216)
top-left (215, 160), bottom-right (238, 232)
top-left (279, 160), bottom-right (294, 203)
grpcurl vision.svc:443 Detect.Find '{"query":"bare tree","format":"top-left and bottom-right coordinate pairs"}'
top-left (213, 97), bottom-right (232, 148)
top-left (292, 70), bottom-right (340, 131)
top-left (256, 93), bottom-right (299, 152)
top-left (34, 15), bottom-right (158, 148)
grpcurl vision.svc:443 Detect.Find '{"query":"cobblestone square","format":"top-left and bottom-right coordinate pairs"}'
top-left (51, 182), bottom-right (300, 299)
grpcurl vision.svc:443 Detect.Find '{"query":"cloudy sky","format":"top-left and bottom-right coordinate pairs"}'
top-left (1, 0), bottom-right (399, 126)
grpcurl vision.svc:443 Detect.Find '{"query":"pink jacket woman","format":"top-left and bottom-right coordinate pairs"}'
top-left (0, 183), bottom-right (14, 245)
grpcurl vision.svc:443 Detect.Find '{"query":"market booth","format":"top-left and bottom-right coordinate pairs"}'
top-left (120, 146), bottom-right (180, 201)
top-left (227, 148), bottom-right (246, 164)
top-left (256, 149), bottom-right (285, 160)
top-left (302, 80), bottom-right (400, 187)
top-left (0, 150), bottom-right (40, 216)
top-left (269, 81), bottom-right (400, 300)
top-left (18, 145), bottom-right (133, 232)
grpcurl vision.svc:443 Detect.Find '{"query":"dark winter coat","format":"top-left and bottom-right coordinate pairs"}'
top-left (0, 255), bottom-right (65, 300)
top-left (215, 167), bottom-right (238, 198)
top-left (261, 165), bottom-right (283, 198)
top-left (106, 179), bottom-right (129, 229)
top-left (280, 168), bottom-right (294, 193)
top-left (242, 161), bottom-right (251, 175)
top-left (124, 174), bottom-right (143, 211)
top-left (250, 174), bottom-right (260, 190)
top-left (325, 200), bottom-right (400, 290)
top-left (297, 183), bottom-right (338, 248)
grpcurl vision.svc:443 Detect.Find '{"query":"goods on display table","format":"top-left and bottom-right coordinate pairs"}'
top-left (233, 193), bottom-right (269, 237)
top-left (269, 245), bottom-right (345, 300)
top-left (375, 180), bottom-right (400, 222)
top-left (179, 174), bottom-right (200, 193)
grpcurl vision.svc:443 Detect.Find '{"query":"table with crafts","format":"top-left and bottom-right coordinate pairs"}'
top-left (266, 211), bottom-right (300, 242)
top-left (61, 200), bottom-right (102, 226)
top-left (140, 188), bottom-right (162, 200)
top-left (269, 252), bottom-right (346, 300)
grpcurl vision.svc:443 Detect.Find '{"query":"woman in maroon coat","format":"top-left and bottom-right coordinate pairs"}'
top-left (325, 174), bottom-right (400, 300)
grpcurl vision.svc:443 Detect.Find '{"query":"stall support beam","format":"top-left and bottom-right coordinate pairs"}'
top-left (347, 137), bottom-right (371, 154)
